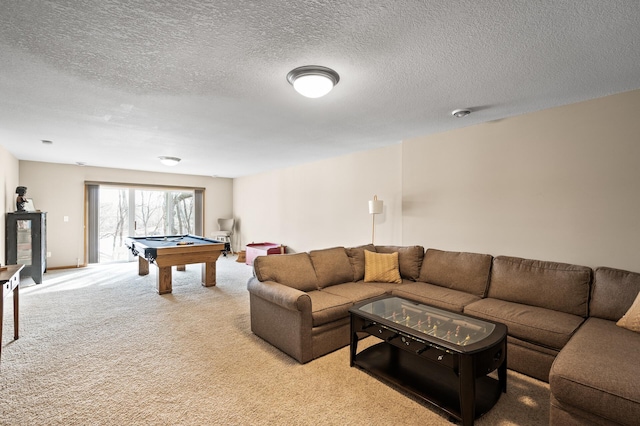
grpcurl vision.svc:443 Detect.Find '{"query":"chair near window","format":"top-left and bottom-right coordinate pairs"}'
top-left (214, 218), bottom-right (234, 256)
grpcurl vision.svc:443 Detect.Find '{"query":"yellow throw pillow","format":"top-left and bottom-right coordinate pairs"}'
top-left (364, 250), bottom-right (402, 284)
top-left (617, 291), bottom-right (640, 333)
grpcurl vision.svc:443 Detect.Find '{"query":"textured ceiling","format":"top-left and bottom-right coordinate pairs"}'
top-left (1, 1), bottom-right (639, 178)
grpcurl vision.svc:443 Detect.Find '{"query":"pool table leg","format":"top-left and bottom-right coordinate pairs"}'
top-left (157, 266), bottom-right (172, 295)
top-left (202, 261), bottom-right (217, 287)
top-left (138, 256), bottom-right (149, 276)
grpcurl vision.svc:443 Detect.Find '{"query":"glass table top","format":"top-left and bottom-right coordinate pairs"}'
top-left (355, 296), bottom-right (495, 347)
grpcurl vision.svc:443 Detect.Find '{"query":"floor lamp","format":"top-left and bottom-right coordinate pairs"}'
top-left (368, 195), bottom-right (383, 244)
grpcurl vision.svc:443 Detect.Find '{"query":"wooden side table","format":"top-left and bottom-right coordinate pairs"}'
top-left (1, 264), bottom-right (24, 360)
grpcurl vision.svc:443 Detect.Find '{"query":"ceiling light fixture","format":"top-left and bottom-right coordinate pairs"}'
top-left (158, 156), bottom-right (181, 166)
top-left (287, 65), bottom-right (340, 98)
top-left (451, 109), bottom-right (471, 118)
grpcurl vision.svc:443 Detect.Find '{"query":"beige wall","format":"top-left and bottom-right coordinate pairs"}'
top-left (403, 89), bottom-right (640, 271)
top-left (233, 144), bottom-right (403, 253)
top-left (19, 161), bottom-right (233, 268)
top-left (1, 145), bottom-right (20, 264)
top-left (233, 89), bottom-right (640, 272)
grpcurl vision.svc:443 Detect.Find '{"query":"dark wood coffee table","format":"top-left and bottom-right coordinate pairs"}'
top-left (350, 296), bottom-right (507, 426)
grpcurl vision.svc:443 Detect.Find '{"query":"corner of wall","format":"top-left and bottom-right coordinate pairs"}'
top-left (0, 147), bottom-right (20, 264)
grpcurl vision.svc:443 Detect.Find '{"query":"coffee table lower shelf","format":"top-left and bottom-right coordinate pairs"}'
top-left (353, 342), bottom-right (503, 423)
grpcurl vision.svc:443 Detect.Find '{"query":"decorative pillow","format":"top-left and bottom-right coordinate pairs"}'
top-left (364, 250), bottom-right (402, 284)
top-left (617, 291), bottom-right (640, 333)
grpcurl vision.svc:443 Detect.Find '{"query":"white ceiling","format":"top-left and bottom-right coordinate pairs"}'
top-left (1, 1), bottom-right (639, 178)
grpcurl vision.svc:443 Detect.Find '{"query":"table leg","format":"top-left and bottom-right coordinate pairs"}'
top-left (499, 343), bottom-right (508, 393)
top-left (459, 354), bottom-right (476, 426)
top-left (0, 292), bottom-right (3, 358)
top-left (14, 284), bottom-right (19, 340)
top-left (138, 256), bottom-right (149, 276)
top-left (202, 262), bottom-right (216, 287)
top-left (350, 314), bottom-right (358, 367)
top-left (157, 266), bottom-right (172, 294)
top-left (177, 265), bottom-right (186, 271)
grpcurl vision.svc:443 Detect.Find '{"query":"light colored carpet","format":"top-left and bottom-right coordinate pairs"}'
top-left (1, 257), bottom-right (550, 425)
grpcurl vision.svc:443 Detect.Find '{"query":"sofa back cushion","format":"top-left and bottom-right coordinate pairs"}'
top-left (253, 253), bottom-right (319, 292)
top-left (374, 245), bottom-right (424, 281)
top-left (309, 247), bottom-right (355, 288)
top-left (488, 256), bottom-right (591, 317)
top-left (418, 249), bottom-right (492, 298)
top-left (346, 244), bottom-right (376, 281)
top-left (590, 266), bottom-right (640, 321)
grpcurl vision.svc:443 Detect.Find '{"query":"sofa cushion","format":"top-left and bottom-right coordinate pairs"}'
top-left (550, 318), bottom-right (640, 425)
top-left (507, 335), bottom-right (559, 382)
top-left (253, 253), bottom-right (319, 292)
top-left (464, 298), bottom-right (585, 350)
top-left (365, 279), bottom-right (415, 293)
top-left (345, 244), bottom-right (375, 281)
top-left (418, 249), bottom-right (492, 298)
top-left (364, 250), bottom-right (402, 284)
top-left (488, 256), bottom-right (591, 317)
top-left (306, 290), bottom-right (352, 327)
top-left (375, 245), bottom-right (424, 281)
top-left (309, 247), bottom-right (355, 289)
top-left (590, 266), bottom-right (640, 321)
top-left (392, 282), bottom-right (481, 312)
top-left (617, 291), bottom-right (640, 333)
top-left (321, 282), bottom-right (387, 303)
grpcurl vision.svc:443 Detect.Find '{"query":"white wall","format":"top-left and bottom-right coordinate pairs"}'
top-left (1, 144), bottom-right (20, 264)
top-left (18, 161), bottom-right (233, 268)
top-left (233, 144), bottom-right (403, 253)
top-left (403, 89), bottom-right (640, 271)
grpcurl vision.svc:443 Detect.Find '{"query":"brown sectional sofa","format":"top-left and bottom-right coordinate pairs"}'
top-left (465, 256), bottom-right (592, 382)
top-left (247, 245), bottom-right (640, 425)
top-left (549, 267), bottom-right (640, 425)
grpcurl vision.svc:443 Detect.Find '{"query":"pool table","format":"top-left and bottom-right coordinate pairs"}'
top-left (124, 234), bottom-right (227, 295)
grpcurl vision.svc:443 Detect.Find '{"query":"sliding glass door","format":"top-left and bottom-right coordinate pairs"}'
top-left (133, 189), bottom-right (194, 237)
top-left (98, 186), bottom-right (131, 263)
top-left (87, 184), bottom-right (203, 264)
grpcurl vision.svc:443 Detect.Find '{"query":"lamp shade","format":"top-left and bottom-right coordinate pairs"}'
top-left (368, 195), bottom-right (383, 214)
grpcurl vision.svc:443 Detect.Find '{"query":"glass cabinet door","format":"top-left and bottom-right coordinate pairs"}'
top-left (16, 219), bottom-right (33, 266)
top-left (6, 212), bottom-right (46, 284)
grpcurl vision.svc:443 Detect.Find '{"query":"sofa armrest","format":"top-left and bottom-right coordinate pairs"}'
top-left (247, 277), bottom-right (314, 363)
top-left (247, 277), bottom-right (312, 312)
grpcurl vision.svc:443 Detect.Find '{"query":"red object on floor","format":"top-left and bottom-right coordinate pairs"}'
top-left (245, 243), bottom-right (286, 266)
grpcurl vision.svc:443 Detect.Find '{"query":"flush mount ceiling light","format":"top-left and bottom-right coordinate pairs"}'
top-left (158, 156), bottom-right (181, 166)
top-left (287, 65), bottom-right (340, 98)
top-left (451, 109), bottom-right (471, 118)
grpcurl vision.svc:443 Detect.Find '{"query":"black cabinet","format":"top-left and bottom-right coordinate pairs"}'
top-left (5, 212), bottom-right (47, 284)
